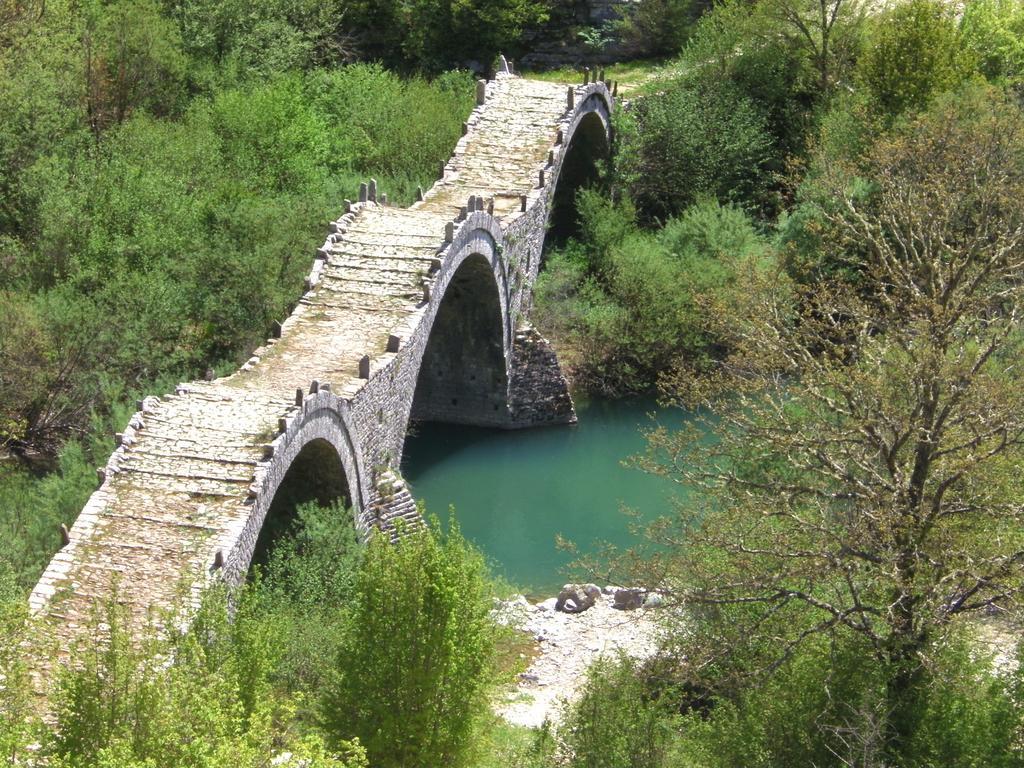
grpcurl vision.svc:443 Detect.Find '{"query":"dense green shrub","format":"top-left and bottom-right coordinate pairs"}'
top-left (46, 589), bottom-right (367, 768)
top-left (961, 0), bottom-right (1024, 85)
top-left (166, 0), bottom-right (350, 82)
top-left (305, 65), bottom-right (474, 188)
top-left (559, 654), bottom-right (678, 768)
top-left (342, 0), bottom-right (547, 72)
top-left (0, 60), bottom-right (471, 467)
top-left (620, 82), bottom-right (774, 220)
top-left (0, 568), bottom-right (34, 765)
top-left (38, 499), bottom-right (366, 766)
top-left (658, 0), bottom-right (821, 178)
top-left (665, 632), bottom-right (1024, 768)
top-left (618, 0), bottom-right (697, 57)
top-left (536, 194), bottom-right (769, 393)
top-left (321, 520), bottom-right (495, 768)
top-left (556, 632), bottom-right (1023, 768)
top-left (253, 499), bottom-right (363, 696)
top-left (0, 446), bottom-right (95, 590)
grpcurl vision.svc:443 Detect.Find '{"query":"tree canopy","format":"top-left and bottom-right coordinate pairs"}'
top-left (639, 85), bottom-right (1024, 762)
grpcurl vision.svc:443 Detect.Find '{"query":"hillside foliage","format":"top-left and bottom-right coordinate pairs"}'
top-left (4, 0), bottom-right (1024, 763)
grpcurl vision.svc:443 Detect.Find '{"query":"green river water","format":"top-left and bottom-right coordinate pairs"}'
top-left (401, 398), bottom-right (692, 593)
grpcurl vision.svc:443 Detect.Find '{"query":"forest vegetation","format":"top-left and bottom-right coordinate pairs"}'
top-left (4, 0), bottom-right (1024, 764)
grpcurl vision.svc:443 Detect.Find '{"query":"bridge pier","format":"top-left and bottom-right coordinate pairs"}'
top-left (507, 325), bottom-right (576, 427)
top-left (371, 469), bottom-right (422, 537)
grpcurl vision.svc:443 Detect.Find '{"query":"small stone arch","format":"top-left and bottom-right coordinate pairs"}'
top-left (221, 392), bottom-right (368, 585)
top-left (440, 213), bottom-right (512, 343)
top-left (251, 437), bottom-right (350, 565)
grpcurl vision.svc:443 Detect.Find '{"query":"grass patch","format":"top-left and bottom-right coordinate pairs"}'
top-left (473, 717), bottom-right (556, 768)
top-left (494, 624), bottom-right (542, 682)
top-left (522, 58), bottom-right (671, 97)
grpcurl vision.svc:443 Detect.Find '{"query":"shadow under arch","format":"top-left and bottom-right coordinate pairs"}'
top-left (251, 436), bottom-right (352, 567)
top-left (548, 109), bottom-right (612, 246)
top-left (410, 252), bottom-right (509, 428)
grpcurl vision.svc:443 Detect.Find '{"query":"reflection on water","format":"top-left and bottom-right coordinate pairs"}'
top-left (401, 397), bottom-right (694, 592)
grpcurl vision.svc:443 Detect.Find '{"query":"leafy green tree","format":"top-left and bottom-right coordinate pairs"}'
top-left (858, 0), bottom-right (973, 118)
top-left (559, 655), bottom-right (678, 768)
top-left (638, 85), bottom-right (1024, 763)
top-left (164, 0), bottom-right (351, 83)
top-left (960, 0), bottom-right (1024, 85)
top-left (761, 0), bottom-right (866, 95)
top-left (620, 81), bottom-right (774, 219)
top-left (321, 520), bottom-right (495, 768)
top-left (670, 0), bottom-right (841, 163)
top-left (81, 0), bottom-right (187, 137)
top-left (0, 7), bottom-right (86, 261)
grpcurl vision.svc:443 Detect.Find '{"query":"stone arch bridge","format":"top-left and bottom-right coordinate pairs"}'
top-left (28, 72), bottom-right (613, 680)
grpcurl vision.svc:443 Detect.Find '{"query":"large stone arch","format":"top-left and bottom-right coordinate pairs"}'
top-left (408, 213), bottom-right (513, 428)
top-left (411, 252), bottom-right (511, 426)
top-left (220, 390), bottom-right (369, 586)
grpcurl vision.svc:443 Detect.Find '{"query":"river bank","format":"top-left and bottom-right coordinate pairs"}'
top-left (493, 589), bottom-right (662, 727)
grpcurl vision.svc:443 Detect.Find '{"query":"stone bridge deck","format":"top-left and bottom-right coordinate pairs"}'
top-left (28, 72), bottom-right (614, 695)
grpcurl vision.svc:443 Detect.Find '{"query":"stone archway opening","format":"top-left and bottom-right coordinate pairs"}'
top-left (410, 253), bottom-right (509, 429)
top-left (548, 110), bottom-right (611, 248)
top-left (250, 437), bottom-right (351, 567)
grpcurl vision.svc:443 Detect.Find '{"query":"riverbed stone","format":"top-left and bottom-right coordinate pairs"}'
top-left (613, 587), bottom-right (646, 610)
top-left (556, 583), bottom-right (601, 613)
top-left (643, 592), bottom-right (664, 609)
top-left (498, 590), bottom-right (660, 728)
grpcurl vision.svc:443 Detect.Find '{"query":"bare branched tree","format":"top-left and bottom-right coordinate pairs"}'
top-left (638, 86), bottom-right (1024, 760)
